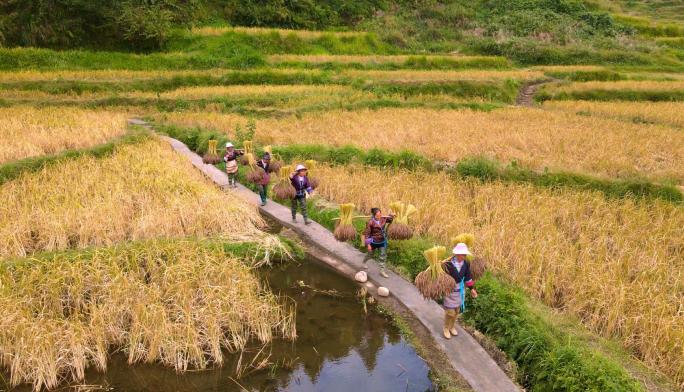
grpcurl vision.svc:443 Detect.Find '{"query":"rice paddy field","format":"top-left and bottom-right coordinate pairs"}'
top-left (1, 17), bottom-right (684, 392)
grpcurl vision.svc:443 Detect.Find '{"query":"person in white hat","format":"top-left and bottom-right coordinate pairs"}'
top-left (223, 142), bottom-right (244, 188)
top-left (441, 243), bottom-right (478, 339)
top-left (289, 164), bottom-right (314, 224)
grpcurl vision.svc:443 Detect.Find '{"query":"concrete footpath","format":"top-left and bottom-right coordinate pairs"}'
top-left (160, 133), bottom-right (519, 392)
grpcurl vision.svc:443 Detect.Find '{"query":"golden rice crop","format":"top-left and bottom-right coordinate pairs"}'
top-left (313, 163), bottom-right (684, 385)
top-left (0, 138), bottom-right (265, 258)
top-left (192, 26), bottom-right (366, 38)
top-left (0, 107), bottom-right (128, 164)
top-left (0, 238), bottom-right (295, 391)
top-left (544, 100), bottom-right (684, 128)
top-left (549, 80), bottom-right (684, 93)
top-left (159, 108), bottom-right (684, 183)
top-left (0, 69), bottom-right (226, 82)
top-left (342, 69), bottom-right (546, 82)
top-left (148, 84), bottom-right (353, 100)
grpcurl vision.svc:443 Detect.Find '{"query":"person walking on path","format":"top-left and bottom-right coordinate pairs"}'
top-left (223, 142), bottom-right (244, 188)
top-left (255, 153), bottom-right (272, 206)
top-left (290, 164), bottom-right (314, 224)
top-left (361, 208), bottom-right (394, 278)
top-left (442, 243), bottom-right (478, 339)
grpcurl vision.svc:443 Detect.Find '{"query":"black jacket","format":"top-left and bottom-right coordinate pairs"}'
top-left (443, 258), bottom-right (475, 289)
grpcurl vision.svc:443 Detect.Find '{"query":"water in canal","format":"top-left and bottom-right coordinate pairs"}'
top-left (2, 258), bottom-right (434, 392)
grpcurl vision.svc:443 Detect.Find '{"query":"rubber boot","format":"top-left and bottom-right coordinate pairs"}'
top-left (447, 309), bottom-right (459, 336)
top-left (443, 311), bottom-right (452, 339)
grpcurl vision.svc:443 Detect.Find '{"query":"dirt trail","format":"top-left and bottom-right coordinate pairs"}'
top-left (515, 79), bottom-right (555, 106)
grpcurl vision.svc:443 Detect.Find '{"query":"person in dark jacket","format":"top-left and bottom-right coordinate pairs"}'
top-left (441, 243), bottom-right (478, 339)
top-left (223, 142), bottom-right (244, 188)
top-left (290, 164), bottom-right (313, 224)
top-left (361, 207), bottom-right (394, 278)
top-left (255, 153), bottom-right (271, 206)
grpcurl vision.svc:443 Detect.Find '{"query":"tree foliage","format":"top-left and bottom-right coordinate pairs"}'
top-left (0, 0), bottom-right (202, 49)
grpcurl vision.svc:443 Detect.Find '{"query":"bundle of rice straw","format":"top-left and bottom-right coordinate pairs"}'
top-left (305, 159), bottom-right (320, 189)
top-left (451, 233), bottom-right (485, 279)
top-left (414, 246), bottom-right (455, 300)
top-left (245, 152), bottom-right (266, 183)
top-left (334, 203), bottom-right (357, 241)
top-left (263, 145), bottom-right (282, 173)
top-left (202, 139), bottom-right (221, 164)
top-left (273, 165), bottom-right (295, 199)
top-left (387, 201), bottom-right (417, 240)
top-left (240, 140), bottom-right (253, 165)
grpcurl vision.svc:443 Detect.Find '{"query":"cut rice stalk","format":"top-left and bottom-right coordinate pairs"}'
top-left (333, 203), bottom-right (357, 241)
top-left (273, 165), bottom-right (295, 199)
top-left (240, 140), bottom-right (253, 165)
top-left (414, 246), bottom-right (455, 300)
top-left (263, 146), bottom-right (282, 173)
top-left (305, 160), bottom-right (320, 189)
top-left (387, 201), bottom-right (418, 240)
top-left (245, 153), bottom-right (266, 184)
top-left (202, 139), bottom-right (221, 164)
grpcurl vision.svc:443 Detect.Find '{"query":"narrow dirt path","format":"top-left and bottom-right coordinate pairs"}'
top-left (515, 79), bottom-right (554, 106)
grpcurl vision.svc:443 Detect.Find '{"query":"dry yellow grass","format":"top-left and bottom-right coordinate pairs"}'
top-left (550, 80), bottom-right (684, 93)
top-left (0, 239), bottom-right (295, 391)
top-left (341, 69), bottom-right (545, 82)
top-left (158, 108), bottom-right (684, 183)
top-left (313, 163), bottom-right (684, 385)
top-left (0, 107), bottom-right (128, 164)
top-left (192, 26), bottom-right (365, 38)
top-left (544, 100), bottom-right (684, 128)
top-left (0, 138), bottom-right (266, 258)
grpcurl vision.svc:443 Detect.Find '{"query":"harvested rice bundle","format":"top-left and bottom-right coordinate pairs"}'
top-left (263, 146), bottom-right (282, 173)
top-left (387, 201), bottom-right (418, 240)
top-left (414, 246), bottom-right (455, 300)
top-left (451, 233), bottom-right (485, 279)
top-left (305, 160), bottom-right (320, 189)
top-left (334, 203), bottom-right (357, 241)
top-left (273, 165), bottom-right (296, 199)
top-left (202, 139), bottom-right (221, 164)
top-left (240, 140), bottom-right (253, 165)
top-left (245, 153), bottom-right (266, 184)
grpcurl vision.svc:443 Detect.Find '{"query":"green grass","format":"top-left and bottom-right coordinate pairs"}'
top-left (464, 274), bottom-right (643, 392)
top-left (362, 79), bottom-right (520, 103)
top-left (0, 128), bottom-right (152, 185)
top-left (536, 88), bottom-right (684, 102)
top-left (270, 55), bottom-right (511, 70)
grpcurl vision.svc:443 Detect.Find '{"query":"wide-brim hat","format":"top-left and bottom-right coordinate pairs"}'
top-left (225, 142), bottom-right (234, 148)
top-left (452, 243), bottom-right (472, 256)
top-left (295, 164), bottom-right (307, 172)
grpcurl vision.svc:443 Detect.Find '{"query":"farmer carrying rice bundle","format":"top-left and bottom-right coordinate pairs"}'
top-left (223, 142), bottom-right (244, 188)
top-left (442, 243), bottom-right (478, 339)
top-left (361, 208), bottom-right (394, 278)
top-left (255, 153), bottom-right (272, 206)
top-left (290, 164), bottom-right (314, 224)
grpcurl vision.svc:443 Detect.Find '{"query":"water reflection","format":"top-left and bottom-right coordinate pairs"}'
top-left (2, 258), bottom-right (433, 392)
